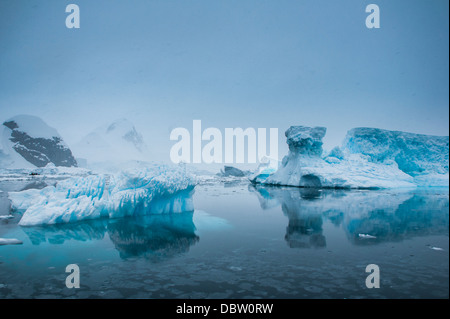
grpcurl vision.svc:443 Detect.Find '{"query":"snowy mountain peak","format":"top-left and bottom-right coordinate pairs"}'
top-left (4, 115), bottom-right (61, 140)
top-left (1, 115), bottom-right (77, 168)
top-left (73, 118), bottom-right (148, 165)
top-left (105, 118), bottom-right (145, 152)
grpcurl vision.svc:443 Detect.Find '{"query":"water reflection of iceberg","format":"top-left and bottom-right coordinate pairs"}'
top-left (250, 185), bottom-right (327, 248)
top-left (21, 212), bottom-right (199, 260)
top-left (250, 185), bottom-right (449, 247)
top-left (107, 212), bottom-right (199, 259)
top-left (21, 219), bottom-right (108, 245)
top-left (285, 214), bottom-right (326, 249)
top-left (346, 194), bottom-right (449, 245)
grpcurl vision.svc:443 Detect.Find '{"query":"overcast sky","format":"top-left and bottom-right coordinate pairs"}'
top-left (0, 0), bottom-right (448, 163)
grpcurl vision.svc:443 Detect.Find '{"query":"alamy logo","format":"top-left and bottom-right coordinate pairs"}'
top-left (170, 120), bottom-right (278, 165)
top-left (365, 264), bottom-right (380, 288)
top-left (65, 264), bottom-right (80, 288)
top-left (365, 4), bottom-right (380, 29)
top-left (65, 4), bottom-right (80, 29)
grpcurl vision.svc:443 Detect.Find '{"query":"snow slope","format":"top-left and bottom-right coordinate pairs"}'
top-left (9, 165), bottom-right (195, 226)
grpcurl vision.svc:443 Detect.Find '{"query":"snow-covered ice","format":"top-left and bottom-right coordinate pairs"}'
top-left (256, 126), bottom-right (448, 188)
top-left (9, 165), bottom-right (196, 226)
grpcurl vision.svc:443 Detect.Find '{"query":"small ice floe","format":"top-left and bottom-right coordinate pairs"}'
top-left (0, 215), bottom-right (14, 220)
top-left (229, 266), bottom-right (242, 272)
top-left (358, 233), bottom-right (377, 239)
top-left (0, 238), bottom-right (23, 245)
top-left (430, 247), bottom-right (444, 251)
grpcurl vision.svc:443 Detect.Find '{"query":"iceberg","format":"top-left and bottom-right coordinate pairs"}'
top-left (257, 126), bottom-right (448, 188)
top-left (341, 128), bottom-right (449, 186)
top-left (9, 165), bottom-right (196, 226)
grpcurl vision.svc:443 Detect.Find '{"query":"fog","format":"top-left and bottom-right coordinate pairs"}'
top-left (1, 0), bottom-right (448, 166)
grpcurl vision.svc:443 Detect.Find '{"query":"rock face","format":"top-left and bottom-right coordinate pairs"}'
top-left (1, 115), bottom-right (77, 168)
top-left (259, 125), bottom-right (449, 188)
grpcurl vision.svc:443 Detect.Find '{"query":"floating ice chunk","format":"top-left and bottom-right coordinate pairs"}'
top-left (10, 165), bottom-right (196, 226)
top-left (0, 215), bottom-right (14, 220)
top-left (249, 156), bottom-right (280, 183)
top-left (260, 126), bottom-right (448, 188)
top-left (249, 167), bottom-right (277, 184)
top-left (229, 266), bottom-right (243, 271)
top-left (358, 234), bottom-right (377, 239)
top-left (0, 238), bottom-right (23, 245)
top-left (430, 246), bottom-right (444, 251)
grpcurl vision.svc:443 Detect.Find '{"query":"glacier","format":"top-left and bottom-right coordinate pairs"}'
top-left (253, 126), bottom-right (448, 188)
top-left (9, 165), bottom-right (196, 226)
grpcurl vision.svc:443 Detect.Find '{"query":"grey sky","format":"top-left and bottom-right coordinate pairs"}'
top-left (0, 0), bottom-right (448, 163)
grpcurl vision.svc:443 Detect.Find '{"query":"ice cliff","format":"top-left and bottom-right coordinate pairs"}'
top-left (254, 126), bottom-right (448, 188)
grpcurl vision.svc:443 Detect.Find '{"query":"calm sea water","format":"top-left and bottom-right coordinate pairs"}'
top-left (0, 178), bottom-right (448, 299)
